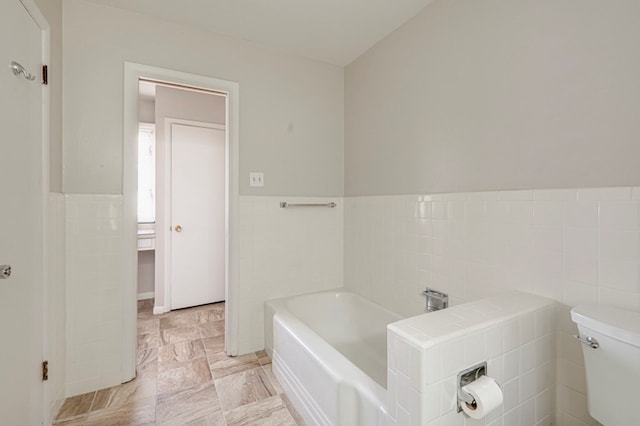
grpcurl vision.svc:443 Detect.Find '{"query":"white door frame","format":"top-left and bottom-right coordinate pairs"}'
top-left (160, 118), bottom-right (226, 311)
top-left (123, 63), bottom-right (240, 382)
top-left (16, 0), bottom-right (51, 422)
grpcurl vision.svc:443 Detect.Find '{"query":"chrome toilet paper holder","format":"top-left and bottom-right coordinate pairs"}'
top-left (456, 361), bottom-right (487, 413)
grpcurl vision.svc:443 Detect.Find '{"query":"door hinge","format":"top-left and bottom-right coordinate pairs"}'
top-left (42, 360), bottom-right (49, 381)
top-left (42, 65), bottom-right (48, 85)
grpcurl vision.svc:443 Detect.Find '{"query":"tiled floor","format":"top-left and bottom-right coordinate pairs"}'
top-left (54, 300), bottom-right (303, 425)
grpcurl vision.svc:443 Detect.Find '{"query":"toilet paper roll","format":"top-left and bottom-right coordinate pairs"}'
top-left (461, 375), bottom-right (503, 419)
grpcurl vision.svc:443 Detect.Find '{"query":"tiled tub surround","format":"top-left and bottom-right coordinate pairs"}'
top-left (387, 292), bottom-right (556, 426)
top-left (344, 186), bottom-right (640, 425)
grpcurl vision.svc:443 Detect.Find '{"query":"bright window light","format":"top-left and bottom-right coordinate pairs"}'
top-left (138, 123), bottom-right (156, 223)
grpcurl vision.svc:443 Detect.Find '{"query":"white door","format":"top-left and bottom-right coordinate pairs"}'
top-left (170, 123), bottom-right (225, 309)
top-left (0, 0), bottom-right (44, 424)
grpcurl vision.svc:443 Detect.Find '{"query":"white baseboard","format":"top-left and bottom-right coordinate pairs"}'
top-left (137, 292), bottom-right (154, 301)
top-left (153, 305), bottom-right (169, 315)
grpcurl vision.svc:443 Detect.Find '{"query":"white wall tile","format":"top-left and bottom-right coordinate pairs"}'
top-left (563, 228), bottom-right (597, 258)
top-left (563, 202), bottom-right (598, 229)
top-left (346, 188), bottom-right (640, 426)
top-left (599, 201), bottom-right (639, 231)
top-left (597, 259), bottom-right (639, 292)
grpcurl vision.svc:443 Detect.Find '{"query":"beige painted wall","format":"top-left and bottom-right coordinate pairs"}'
top-left (63, 0), bottom-right (344, 196)
top-left (345, 0), bottom-right (640, 196)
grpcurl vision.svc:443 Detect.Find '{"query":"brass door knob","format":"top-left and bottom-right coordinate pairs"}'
top-left (175, 225), bottom-right (182, 232)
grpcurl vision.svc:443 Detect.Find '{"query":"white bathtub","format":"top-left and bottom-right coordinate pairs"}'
top-left (265, 290), bottom-right (403, 426)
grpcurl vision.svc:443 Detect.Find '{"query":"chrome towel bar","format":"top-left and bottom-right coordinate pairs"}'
top-left (280, 202), bottom-right (336, 208)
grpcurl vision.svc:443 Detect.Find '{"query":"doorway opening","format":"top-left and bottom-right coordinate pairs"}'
top-left (123, 63), bottom-right (240, 383)
top-left (136, 80), bottom-right (227, 311)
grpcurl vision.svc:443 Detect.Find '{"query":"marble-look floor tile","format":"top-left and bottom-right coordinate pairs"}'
top-left (55, 391), bottom-right (95, 421)
top-left (202, 335), bottom-right (225, 355)
top-left (224, 395), bottom-right (296, 426)
top-left (158, 339), bottom-right (206, 369)
top-left (85, 395), bottom-right (155, 426)
top-left (137, 299), bottom-right (154, 313)
top-left (137, 347), bottom-right (157, 371)
top-left (137, 332), bottom-right (160, 350)
top-left (185, 412), bottom-right (227, 426)
top-left (160, 326), bottom-right (203, 345)
top-left (156, 382), bottom-right (221, 426)
top-left (137, 317), bottom-right (159, 335)
top-left (57, 301), bottom-right (299, 426)
top-left (208, 352), bottom-right (260, 379)
top-left (198, 320), bottom-right (225, 338)
top-left (215, 367), bottom-right (276, 411)
top-left (53, 416), bottom-right (87, 425)
top-left (261, 364), bottom-right (283, 394)
top-left (91, 375), bottom-right (157, 411)
top-left (158, 357), bottom-right (212, 394)
top-left (255, 350), bottom-right (270, 365)
top-left (199, 306), bottom-right (225, 322)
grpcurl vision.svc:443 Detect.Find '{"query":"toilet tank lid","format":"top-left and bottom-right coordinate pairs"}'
top-left (571, 305), bottom-right (640, 347)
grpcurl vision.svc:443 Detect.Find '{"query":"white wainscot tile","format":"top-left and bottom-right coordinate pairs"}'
top-left (563, 256), bottom-right (597, 285)
top-left (562, 280), bottom-right (598, 306)
top-left (464, 332), bottom-right (486, 366)
top-left (508, 201), bottom-right (534, 225)
top-left (503, 319), bottom-right (520, 352)
top-left (441, 409), bottom-right (464, 426)
top-left (487, 355), bottom-right (504, 384)
top-left (557, 359), bottom-right (586, 394)
top-left (597, 286), bottom-right (640, 311)
top-left (520, 396), bottom-right (536, 425)
top-left (387, 369), bottom-right (397, 420)
top-left (598, 230), bottom-right (639, 262)
top-left (520, 342), bottom-right (537, 373)
top-left (425, 382), bottom-right (442, 422)
top-left (597, 259), bottom-right (640, 293)
top-left (504, 349), bottom-right (520, 382)
top-left (536, 361), bottom-right (555, 393)
top-left (533, 225), bottom-right (562, 253)
top-left (432, 201), bottom-right (448, 220)
top-left (533, 201), bottom-right (563, 226)
top-left (599, 201), bottom-right (639, 231)
top-left (502, 377), bottom-right (520, 412)
top-left (441, 376), bottom-right (457, 415)
top-left (563, 201), bottom-right (598, 228)
top-left (520, 312), bottom-right (535, 344)
top-left (396, 372), bottom-right (412, 411)
top-left (502, 407), bottom-right (519, 426)
top-left (535, 387), bottom-right (554, 423)
top-left (425, 346), bottom-right (443, 385)
top-left (563, 227), bottom-right (597, 258)
top-left (485, 325), bottom-right (503, 359)
top-left (442, 338), bottom-right (465, 378)
top-left (534, 308), bottom-right (551, 338)
top-left (486, 201), bottom-right (509, 223)
top-left (395, 337), bottom-right (412, 376)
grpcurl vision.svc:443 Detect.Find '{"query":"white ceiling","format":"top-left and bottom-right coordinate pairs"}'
top-left (83, 0), bottom-right (434, 66)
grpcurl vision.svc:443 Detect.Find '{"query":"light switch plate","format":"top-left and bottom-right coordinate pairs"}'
top-left (249, 172), bottom-right (264, 187)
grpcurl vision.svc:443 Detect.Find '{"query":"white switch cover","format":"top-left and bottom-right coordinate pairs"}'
top-left (249, 172), bottom-right (264, 187)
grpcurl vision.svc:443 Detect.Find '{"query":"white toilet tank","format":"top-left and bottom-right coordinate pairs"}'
top-left (570, 304), bottom-right (640, 426)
